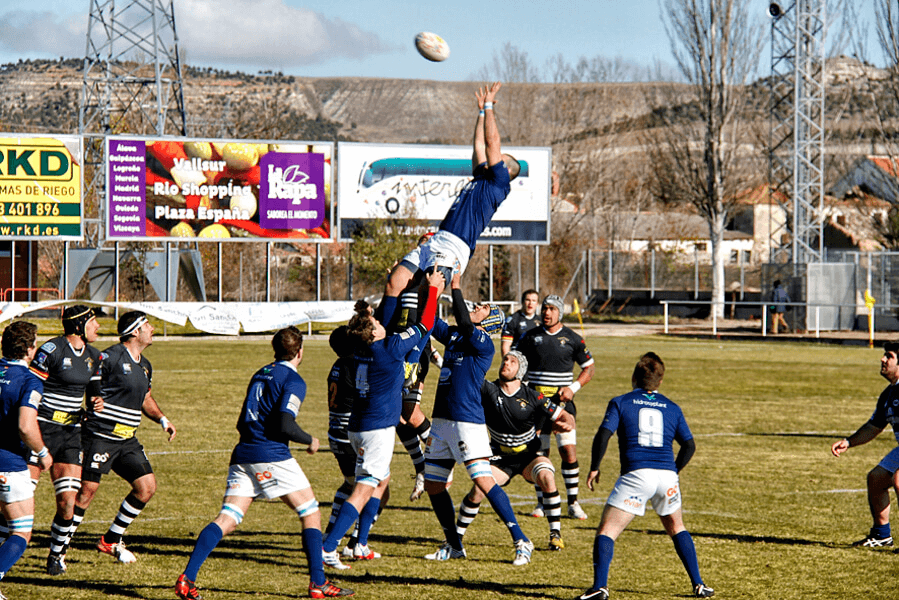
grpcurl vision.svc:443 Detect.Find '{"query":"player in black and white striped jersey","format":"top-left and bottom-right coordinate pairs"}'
top-left (26, 305), bottom-right (103, 576)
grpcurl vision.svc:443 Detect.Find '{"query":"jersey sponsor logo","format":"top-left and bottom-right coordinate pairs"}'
top-left (666, 485), bottom-right (679, 497)
top-left (457, 440), bottom-right (468, 454)
top-left (122, 363), bottom-right (131, 374)
top-left (62, 357), bottom-right (73, 369)
top-left (42, 342), bottom-right (58, 354)
top-left (254, 470), bottom-right (273, 482)
top-left (34, 352), bottom-right (49, 368)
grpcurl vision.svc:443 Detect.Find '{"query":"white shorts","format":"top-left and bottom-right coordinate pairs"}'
top-left (401, 231), bottom-right (469, 276)
top-left (606, 468), bottom-right (682, 517)
top-left (878, 446), bottom-right (899, 474)
top-left (349, 427), bottom-right (395, 487)
top-left (425, 418), bottom-right (493, 465)
top-left (0, 470), bottom-right (34, 504)
top-left (225, 458), bottom-right (310, 500)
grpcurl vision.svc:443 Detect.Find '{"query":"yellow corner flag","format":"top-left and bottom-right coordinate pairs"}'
top-left (573, 299), bottom-right (585, 336)
top-left (866, 289), bottom-right (876, 348)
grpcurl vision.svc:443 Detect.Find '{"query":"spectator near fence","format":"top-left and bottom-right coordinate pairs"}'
top-left (770, 280), bottom-right (791, 334)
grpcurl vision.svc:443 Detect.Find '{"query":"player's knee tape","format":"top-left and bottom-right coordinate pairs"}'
top-left (423, 460), bottom-right (453, 483)
top-left (220, 503), bottom-right (245, 526)
top-left (8, 515), bottom-right (34, 534)
top-left (465, 459), bottom-right (493, 481)
top-left (531, 461), bottom-right (555, 481)
top-left (295, 498), bottom-right (319, 518)
top-left (556, 429), bottom-right (577, 448)
top-left (53, 476), bottom-right (81, 495)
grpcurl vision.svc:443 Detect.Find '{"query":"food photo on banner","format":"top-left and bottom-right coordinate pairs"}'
top-left (105, 136), bottom-right (333, 241)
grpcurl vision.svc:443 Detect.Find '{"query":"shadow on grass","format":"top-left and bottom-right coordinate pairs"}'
top-left (640, 527), bottom-right (837, 547)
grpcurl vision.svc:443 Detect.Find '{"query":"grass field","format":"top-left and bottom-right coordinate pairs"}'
top-left (3, 333), bottom-right (899, 600)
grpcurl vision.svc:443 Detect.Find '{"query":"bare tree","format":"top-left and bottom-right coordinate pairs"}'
top-left (649, 0), bottom-right (764, 317)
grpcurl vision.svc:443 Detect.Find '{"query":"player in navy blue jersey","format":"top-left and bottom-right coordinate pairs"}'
top-left (321, 271), bottom-right (444, 569)
top-left (379, 81), bottom-right (520, 324)
top-left (175, 327), bottom-right (352, 600)
top-left (27, 305), bottom-right (102, 575)
top-left (831, 340), bottom-right (899, 548)
top-left (64, 311), bottom-right (177, 565)
top-left (518, 294), bottom-right (594, 520)
top-left (423, 272), bottom-right (535, 566)
top-left (501, 289), bottom-right (540, 355)
top-left (0, 321), bottom-right (52, 599)
top-left (453, 350), bottom-right (574, 550)
top-left (577, 352), bottom-right (714, 600)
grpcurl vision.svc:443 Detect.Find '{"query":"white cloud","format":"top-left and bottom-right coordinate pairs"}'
top-left (0, 1), bottom-right (399, 69)
top-left (0, 10), bottom-right (85, 56)
top-left (176, 0), bottom-right (400, 68)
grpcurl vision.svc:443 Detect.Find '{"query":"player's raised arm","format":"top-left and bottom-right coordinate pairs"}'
top-left (472, 85), bottom-right (489, 169)
top-left (483, 82), bottom-right (503, 167)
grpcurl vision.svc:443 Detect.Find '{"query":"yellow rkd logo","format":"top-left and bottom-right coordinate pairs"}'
top-left (0, 144), bottom-right (73, 180)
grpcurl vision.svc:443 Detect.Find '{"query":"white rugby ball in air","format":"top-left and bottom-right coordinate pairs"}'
top-left (415, 31), bottom-right (450, 62)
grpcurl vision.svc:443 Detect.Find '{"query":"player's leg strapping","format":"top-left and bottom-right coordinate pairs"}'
top-left (104, 493), bottom-right (146, 544)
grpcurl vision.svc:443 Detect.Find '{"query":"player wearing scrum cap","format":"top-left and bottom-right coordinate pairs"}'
top-left (63, 311), bottom-right (177, 564)
top-left (517, 294), bottom-right (595, 520)
top-left (26, 305), bottom-right (103, 575)
top-left (423, 273), bottom-right (535, 566)
top-left (453, 350), bottom-right (574, 551)
top-left (0, 321), bottom-right (52, 600)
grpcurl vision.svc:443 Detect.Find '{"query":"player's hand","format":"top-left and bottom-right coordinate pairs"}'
top-left (586, 469), bottom-right (600, 492)
top-left (831, 438), bottom-right (849, 457)
top-left (559, 386), bottom-right (576, 402)
top-left (553, 411), bottom-right (575, 433)
top-left (485, 81), bottom-right (502, 103)
top-left (163, 420), bottom-right (177, 442)
top-left (307, 437), bottom-right (320, 455)
top-left (428, 269), bottom-right (445, 290)
top-left (91, 396), bottom-right (104, 412)
top-left (475, 86), bottom-right (487, 109)
top-left (38, 454), bottom-right (53, 472)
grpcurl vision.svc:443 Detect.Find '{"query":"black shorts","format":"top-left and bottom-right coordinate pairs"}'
top-left (28, 421), bottom-right (83, 467)
top-left (81, 435), bottom-right (153, 484)
top-left (330, 438), bottom-right (356, 479)
top-left (489, 448), bottom-right (542, 482)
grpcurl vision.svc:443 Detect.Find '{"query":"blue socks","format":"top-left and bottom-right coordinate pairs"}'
top-left (303, 528), bottom-right (326, 587)
top-left (429, 490), bottom-right (462, 550)
top-left (593, 534), bottom-right (614, 589)
top-left (0, 534), bottom-right (27, 578)
top-left (871, 523), bottom-right (891, 539)
top-left (485, 485), bottom-right (526, 542)
top-left (323, 503), bottom-right (359, 553)
top-left (672, 530), bottom-right (703, 587)
top-left (357, 497), bottom-right (380, 546)
top-left (183, 522), bottom-right (224, 581)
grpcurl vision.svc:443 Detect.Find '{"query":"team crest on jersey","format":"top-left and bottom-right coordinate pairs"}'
top-left (559, 338), bottom-right (568, 346)
top-left (122, 363), bottom-right (132, 374)
top-left (85, 358), bottom-right (94, 372)
top-left (534, 335), bottom-right (543, 345)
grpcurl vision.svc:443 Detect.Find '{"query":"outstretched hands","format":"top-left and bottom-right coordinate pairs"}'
top-left (475, 82), bottom-right (503, 109)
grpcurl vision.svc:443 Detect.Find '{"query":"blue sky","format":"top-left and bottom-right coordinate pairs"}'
top-left (0, 1), bottom-right (884, 82)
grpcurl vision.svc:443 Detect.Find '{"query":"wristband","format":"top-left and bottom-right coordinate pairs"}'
top-left (567, 381), bottom-right (582, 395)
top-left (479, 109), bottom-right (485, 117)
top-left (37, 446), bottom-right (49, 458)
top-left (484, 101), bottom-right (493, 110)
top-left (160, 416), bottom-right (171, 430)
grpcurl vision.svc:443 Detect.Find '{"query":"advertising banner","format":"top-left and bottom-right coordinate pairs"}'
top-left (0, 134), bottom-right (82, 240)
top-left (336, 142), bottom-right (551, 244)
top-left (106, 137), bottom-right (333, 242)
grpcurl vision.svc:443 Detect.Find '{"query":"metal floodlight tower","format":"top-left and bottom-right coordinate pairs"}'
top-left (767, 0), bottom-right (826, 265)
top-left (78, 0), bottom-right (188, 245)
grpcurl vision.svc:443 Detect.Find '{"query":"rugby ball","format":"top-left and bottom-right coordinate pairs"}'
top-left (415, 32), bottom-right (450, 62)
